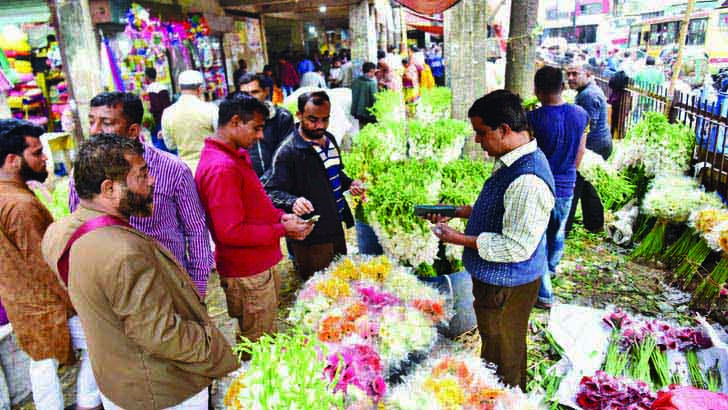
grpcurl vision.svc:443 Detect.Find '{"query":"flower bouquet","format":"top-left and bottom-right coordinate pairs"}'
top-left (385, 352), bottom-right (542, 410)
top-left (670, 209), bottom-right (728, 285)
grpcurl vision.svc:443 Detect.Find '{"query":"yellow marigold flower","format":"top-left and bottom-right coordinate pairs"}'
top-left (315, 277), bottom-right (351, 300)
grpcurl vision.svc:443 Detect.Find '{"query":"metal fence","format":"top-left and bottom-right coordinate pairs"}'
top-left (596, 76), bottom-right (728, 199)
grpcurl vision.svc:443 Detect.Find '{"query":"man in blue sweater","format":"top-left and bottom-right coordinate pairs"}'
top-left (566, 63), bottom-right (613, 234)
top-left (528, 66), bottom-right (589, 309)
top-left (429, 90), bottom-right (555, 389)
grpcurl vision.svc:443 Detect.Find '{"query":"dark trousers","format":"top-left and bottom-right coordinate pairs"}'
top-left (434, 75), bottom-right (445, 87)
top-left (289, 237), bottom-right (347, 280)
top-left (565, 172), bottom-right (605, 235)
top-left (472, 277), bottom-right (541, 390)
top-left (356, 116), bottom-right (377, 129)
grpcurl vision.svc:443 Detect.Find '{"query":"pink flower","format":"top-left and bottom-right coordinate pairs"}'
top-left (368, 376), bottom-right (387, 400)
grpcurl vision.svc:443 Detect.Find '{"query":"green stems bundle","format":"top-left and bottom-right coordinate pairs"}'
top-left (650, 348), bottom-right (671, 389)
top-left (674, 238), bottom-right (712, 287)
top-left (631, 219), bottom-right (668, 262)
top-left (662, 228), bottom-right (700, 268)
top-left (629, 337), bottom-right (657, 384)
top-left (707, 362), bottom-right (722, 392)
top-left (603, 329), bottom-right (629, 377)
top-left (692, 255), bottom-right (728, 310)
top-left (686, 349), bottom-right (707, 389)
top-left (230, 328), bottom-right (344, 410)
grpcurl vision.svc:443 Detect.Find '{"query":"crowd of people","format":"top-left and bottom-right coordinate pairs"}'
top-left (0, 38), bottom-right (621, 409)
top-left (0, 65), bottom-right (369, 408)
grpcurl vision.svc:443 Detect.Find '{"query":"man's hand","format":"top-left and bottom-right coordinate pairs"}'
top-left (431, 222), bottom-right (461, 244)
top-left (292, 197), bottom-right (315, 215)
top-left (282, 214), bottom-right (313, 240)
top-left (349, 180), bottom-right (366, 196)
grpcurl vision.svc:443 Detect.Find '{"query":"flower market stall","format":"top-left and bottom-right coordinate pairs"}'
top-left (225, 255), bottom-right (543, 409)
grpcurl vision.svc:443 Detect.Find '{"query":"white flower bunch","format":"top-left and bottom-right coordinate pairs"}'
top-left (378, 306), bottom-right (437, 370)
top-left (642, 174), bottom-right (724, 222)
top-left (369, 218), bottom-right (440, 267)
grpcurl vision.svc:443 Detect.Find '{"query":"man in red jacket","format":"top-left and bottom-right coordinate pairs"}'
top-left (195, 92), bottom-right (312, 346)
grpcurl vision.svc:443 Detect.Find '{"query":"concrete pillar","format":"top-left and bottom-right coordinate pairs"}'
top-left (444, 0), bottom-right (489, 158)
top-left (349, 0), bottom-right (377, 70)
top-left (49, 0), bottom-right (102, 144)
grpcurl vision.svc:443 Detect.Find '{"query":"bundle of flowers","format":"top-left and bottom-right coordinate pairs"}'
top-left (601, 309), bottom-right (713, 389)
top-left (289, 256), bottom-right (450, 403)
top-left (667, 209), bottom-right (728, 285)
top-left (576, 370), bottom-right (656, 410)
top-left (407, 119), bottom-right (470, 164)
top-left (632, 175), bottom-right (723, 262)
top-left (612, 112), bottom-right (695, 177)
top-left (439, 159), bottom-right (492, 262)
top-left (224, 328), bottom-right (345, 410)
top-left (364, 160), bottom-right (443, 268)
top-left (602, 309), bottom-right (713, 353)
top-left (579, 149), bottom-right (636, 211)
top-left (385, 352), bottom-right (542, 410)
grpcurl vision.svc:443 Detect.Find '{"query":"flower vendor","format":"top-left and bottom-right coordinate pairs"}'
top-left (428, 90), bottom-right (555, 389)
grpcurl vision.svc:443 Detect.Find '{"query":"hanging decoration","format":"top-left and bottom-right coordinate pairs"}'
top-left (395, 0), bottom-right (461, 15)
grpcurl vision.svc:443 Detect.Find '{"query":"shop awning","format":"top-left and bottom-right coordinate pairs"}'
top-left (395, 0), bottom-right (462, 15)
top-left (404, 9), bottom-right (444, 35)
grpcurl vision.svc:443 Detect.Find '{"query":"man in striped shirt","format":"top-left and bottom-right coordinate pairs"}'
top-left (266, 91), bottom-right (365, 278)
top-left (68, 92), bottom-right (214, 296)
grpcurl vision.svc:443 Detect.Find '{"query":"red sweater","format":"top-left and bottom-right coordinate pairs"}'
top-left (195, 138), bottom-right (285, 277)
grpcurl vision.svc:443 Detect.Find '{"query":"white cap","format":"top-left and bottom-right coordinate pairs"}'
top-left (178, 70), bottom-right (204, 86)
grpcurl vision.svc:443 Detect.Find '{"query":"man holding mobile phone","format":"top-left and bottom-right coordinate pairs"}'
top-left (196, 92), bottom-right (313, 348)
top-left (265, 91), bottom-right (365, 279)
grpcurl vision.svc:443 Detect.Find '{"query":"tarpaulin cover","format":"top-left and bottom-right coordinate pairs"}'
top-left (395, 0), bottom-right (461, 15)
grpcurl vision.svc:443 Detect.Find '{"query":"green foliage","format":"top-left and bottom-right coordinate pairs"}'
top-left (603, 329), bottom-right (629, 377)
top-left (282, 99), bottom-right (298, 117)
top-left (522, 95), bottom-right (540, 111)
top-left (231, 327), bottom-right (344, 409)
top-left (692, 256), bottom-right (728, 310)
top-left (370, 89), bottom-right (403, 123)
top-left (631, 219), bottom-right (667, 262)
top-left (687, 349), bottom-right (707, 389)
top-left (407, 119), bottom-right (470, 152)
top-left (662, 228), bottom-right (699, 268)
top-left (418, 87), bottom-right (452, 116)
top-left (364, 160), bottom-right (442, 231)
top-left (439, 159), bottom-right (492, 205)
top-left (34, 182), bottom-right (70, 220)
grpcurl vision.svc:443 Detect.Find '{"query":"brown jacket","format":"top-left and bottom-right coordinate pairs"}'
top-left (0, 180), bottom-right (75, 364)
top-left (42, 207), bottom-right (238, 409)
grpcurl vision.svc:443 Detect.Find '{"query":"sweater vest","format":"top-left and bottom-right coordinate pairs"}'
top-left (463, 149), bottom-right (555, 287)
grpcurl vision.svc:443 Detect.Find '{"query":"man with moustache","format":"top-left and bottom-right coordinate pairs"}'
top-left (0, 119), bottom-right (101, 409)
top-left (265, 91), bottom-right (365, 278)
top-left (42, 134), bottom-right (237, 409)
top-left (196, 92), bottom-right (312, 346)
top-left (68, 92), bottom-right (214, 297)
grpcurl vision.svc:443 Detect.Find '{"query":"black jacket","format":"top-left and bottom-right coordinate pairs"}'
top-left (250, 105), bottom-right (295, 177)
top-left (264, 127), bottom-right (355, 245)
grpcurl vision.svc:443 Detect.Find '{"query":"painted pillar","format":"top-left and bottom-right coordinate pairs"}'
top-left (350, 0), bottom-right (377, 70)
top-left (48, 0), bottom-right (102, 143)
top-left (444, 0), bottom-right (489, 159)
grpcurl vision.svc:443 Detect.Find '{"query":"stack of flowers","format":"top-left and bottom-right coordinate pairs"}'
top-left (224, 328), bottom-right (345, 410)
top-left (288, 256), bottom-right (450, 405)
top-left (632, 174), bottom-right (722, 262)
top-left (610, 112), bottom-right (695, 177)
top-left (668, 208), bottom-right (728, 285)
top-left (364, 160), bottom-right (443, 268)
top-left (385, 352), bottom-right (542, 409)
top-left (576, 370), bottom-right (656, 410)
top-left (601, 309), bottom-right (713, 391)
top-left (407, 119), bottom-right (470, 164)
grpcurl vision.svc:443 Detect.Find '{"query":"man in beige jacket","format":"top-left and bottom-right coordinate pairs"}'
top-left (42, 134), bottom-right (237, 410)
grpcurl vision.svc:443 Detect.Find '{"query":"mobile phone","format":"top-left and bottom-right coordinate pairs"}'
top-left (304, 215), bottom-right (320, 224)
top-left (413, 205), bottom-right (457, 217)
